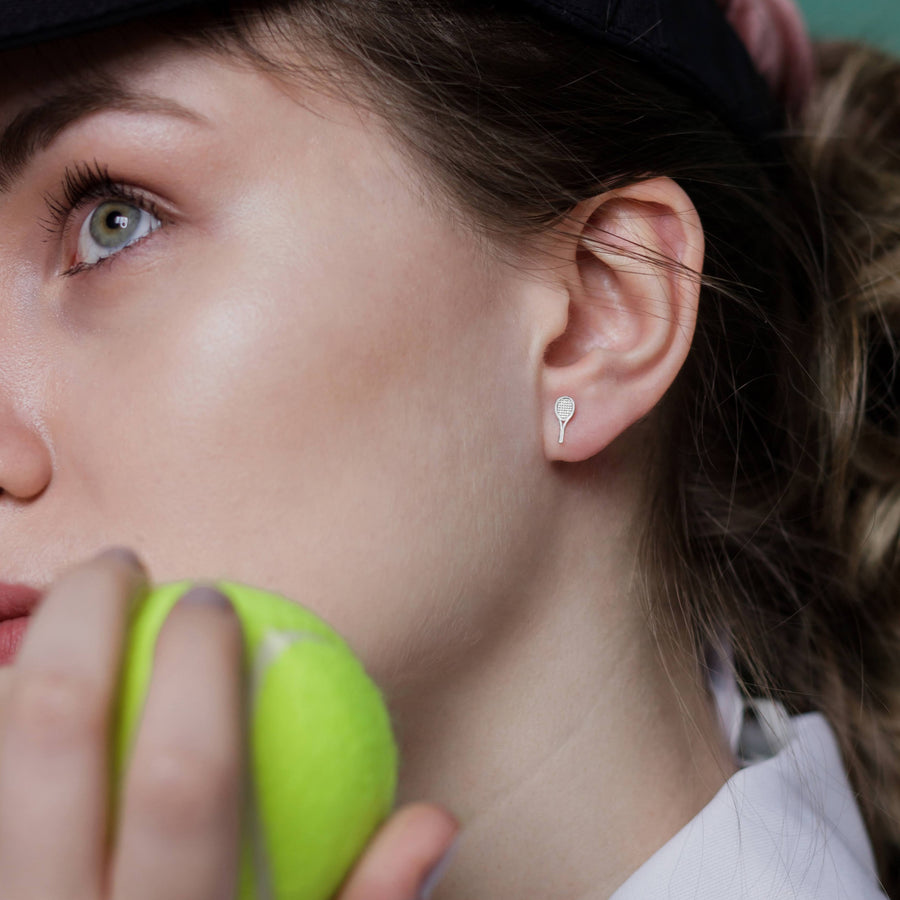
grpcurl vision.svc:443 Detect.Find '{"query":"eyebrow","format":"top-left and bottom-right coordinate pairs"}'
top-left (0, 82), bottom-right (209, 193)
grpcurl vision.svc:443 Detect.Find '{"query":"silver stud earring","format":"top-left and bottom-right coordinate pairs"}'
top-left (554, 396), bottom-right (575, 444)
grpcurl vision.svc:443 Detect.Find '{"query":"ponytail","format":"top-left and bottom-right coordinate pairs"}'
top-left (788, 40), bottom-right (900, 890)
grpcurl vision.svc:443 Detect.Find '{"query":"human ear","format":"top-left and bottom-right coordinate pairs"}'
top-left (537, 177), bottom-right (704, 461)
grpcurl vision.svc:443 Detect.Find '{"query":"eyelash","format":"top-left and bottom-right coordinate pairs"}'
top-left (41, 160), bottom-right (166, 276)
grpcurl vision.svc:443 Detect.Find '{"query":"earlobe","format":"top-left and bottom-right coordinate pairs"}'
top-left (539, 177), bottom-right (704, 462)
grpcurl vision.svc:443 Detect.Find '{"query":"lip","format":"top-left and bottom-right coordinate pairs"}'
top-left (0, 583), bottom-right (44, 621)
top-left (0, 618), bottom-right (30, 666)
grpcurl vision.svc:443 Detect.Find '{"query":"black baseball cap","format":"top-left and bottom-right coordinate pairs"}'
top-left (0, 0), bottom-right (212, 51)
top-left (0, 0), bottom-right (781, 146)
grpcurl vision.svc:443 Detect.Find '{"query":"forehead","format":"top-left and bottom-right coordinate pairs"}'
top-left (0, 16), bottom-right (337, 125)
top-left (0, 17), bottom-right (475, 257)
top-left (0, 32), bottom-right (210, 191)
top-left (0, 30), bottom-right (218, 201)
top-left (0, 25), bottom-right (220, 165)
top-left (0, 20), bottom-right (392, 188)
top-left (0, 21), bottom-right (174, 103)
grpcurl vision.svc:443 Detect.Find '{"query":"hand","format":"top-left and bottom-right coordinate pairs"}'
top-left (0, 548), bottom-right (459, 899)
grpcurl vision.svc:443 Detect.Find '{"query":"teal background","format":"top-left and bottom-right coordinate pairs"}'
top-left (799, 0), bottom-right (900, 53)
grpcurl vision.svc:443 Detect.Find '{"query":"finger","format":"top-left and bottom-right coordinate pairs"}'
top-left (0, 667), bottom-right (12, 759)
top-left (0, 547), bottom-right (148, 900)
top-left (109, 585), bottom-right (245, 900)
top-left (336, 803), bottom-right (461, 900)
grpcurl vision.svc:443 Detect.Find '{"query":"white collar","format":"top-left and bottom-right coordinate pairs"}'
top-left (610, 639), bottom-right (889, 899)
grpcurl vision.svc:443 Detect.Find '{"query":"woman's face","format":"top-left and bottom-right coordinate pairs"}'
top-left (0, 29), bottom-right (552, 686)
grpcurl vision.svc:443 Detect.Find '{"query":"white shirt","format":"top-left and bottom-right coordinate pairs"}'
top-left (610, 638), bottom-right (890, 899)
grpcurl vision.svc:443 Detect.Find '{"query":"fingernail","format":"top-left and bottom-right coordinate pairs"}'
top-left (95, 546), bottom-right (146, 574)
top-left (179, 584), bottom-right (232, 611)
top-left (417, 834), bottom-right (460, 900)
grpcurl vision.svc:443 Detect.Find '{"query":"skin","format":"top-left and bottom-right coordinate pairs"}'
top-left (0, 22), bottom-right (740, 900)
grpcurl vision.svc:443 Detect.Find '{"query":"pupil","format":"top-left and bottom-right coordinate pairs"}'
top-left (107, 211), bottom-right (130, 230)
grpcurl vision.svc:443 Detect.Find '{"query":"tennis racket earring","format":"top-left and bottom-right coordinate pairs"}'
top-left (554, 396), bottom-right (575, 444)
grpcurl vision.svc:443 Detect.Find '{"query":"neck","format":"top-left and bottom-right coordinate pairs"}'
top-left (388, 458), bottom-right (740, 899)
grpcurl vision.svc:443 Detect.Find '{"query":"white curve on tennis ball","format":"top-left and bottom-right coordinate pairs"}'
top-left (244, 628), bottom-right (331, 900)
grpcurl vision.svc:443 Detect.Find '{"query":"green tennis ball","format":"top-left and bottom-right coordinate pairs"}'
top-left (110, 580), bottom-right (398, 900)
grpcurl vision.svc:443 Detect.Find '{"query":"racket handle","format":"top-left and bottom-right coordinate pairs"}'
top-left (558, 421), bottom-right (567, 443)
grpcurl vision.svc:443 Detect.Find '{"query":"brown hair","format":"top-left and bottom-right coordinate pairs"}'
top-left (164, 1), bottom-right (900, 891)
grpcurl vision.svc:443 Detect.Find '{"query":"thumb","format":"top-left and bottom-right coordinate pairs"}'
top-left (336, 802), bottom-right (460, 900)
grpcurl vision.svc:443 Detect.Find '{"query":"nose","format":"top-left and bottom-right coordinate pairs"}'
top-left (0, 400), bottom-right (52, 500)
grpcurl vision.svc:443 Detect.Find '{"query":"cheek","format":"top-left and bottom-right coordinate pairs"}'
top-left (51, 208), bottom-right (537, 685)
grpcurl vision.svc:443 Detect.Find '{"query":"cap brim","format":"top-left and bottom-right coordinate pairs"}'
top-left (0, 0), bottom-right (208, 52)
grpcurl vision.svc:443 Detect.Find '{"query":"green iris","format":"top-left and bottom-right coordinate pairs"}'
top-left (88, 200), bottom-right (143, 250)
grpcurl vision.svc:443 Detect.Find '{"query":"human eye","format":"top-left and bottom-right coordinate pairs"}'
top-left (41, 160), bottom-right (167, 277)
